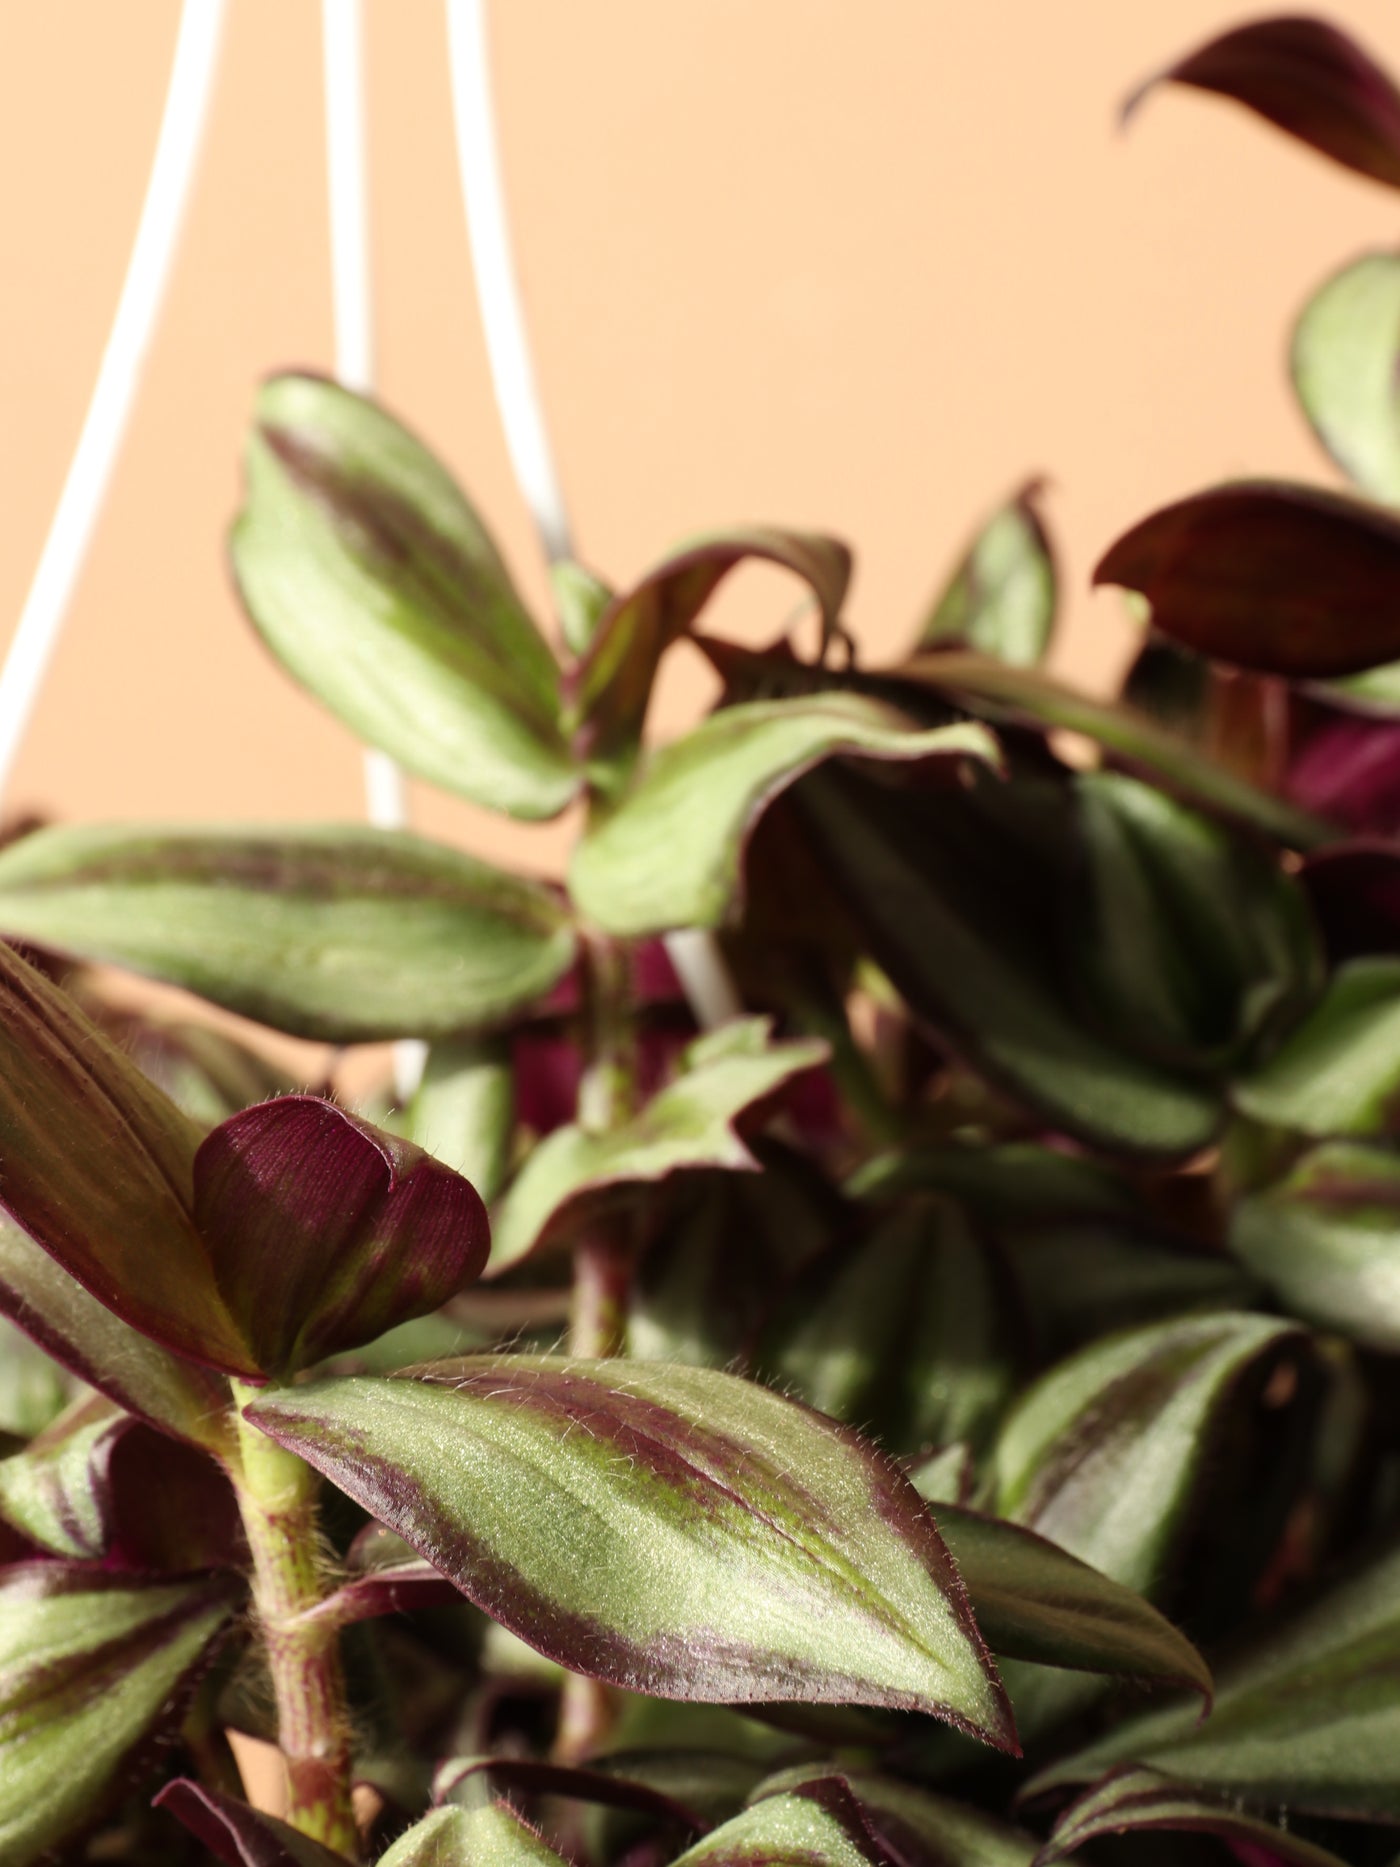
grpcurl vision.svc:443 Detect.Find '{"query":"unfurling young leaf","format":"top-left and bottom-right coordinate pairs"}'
top-left (194, 1095), bottom-right (490, 1379)
top-left (232, 374), bottom-right (577, 820)
top-left (246, 1356), bottom-right (1017, 1746)
top-left (0, 823), bottom-right (577, 1042)
top-left (489, 1018), bottom-right (827, 1273)
top-left (1124, 16), bottom-right (1400, 191)
top-left (916, 482), bottom-right (1056, 666)
top-left (0, 1563), bottom-right (236, 1867)
top-left (568, 527), bottom-right (853, 782)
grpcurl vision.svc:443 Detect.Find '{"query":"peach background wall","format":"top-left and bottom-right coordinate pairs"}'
top-left (2, 1), bottom-right (1398, 883)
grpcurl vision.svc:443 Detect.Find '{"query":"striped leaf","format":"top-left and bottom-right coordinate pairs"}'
top-left (490, 1019), bottom-right (826, 1272)
top-left (917, 481), bottom-right (1056, 666)
top-left (756, 1767), bottom-right (1039, 1867)
top-left (0, 1562), bottom-right (236, 1867)
top-left (569, 527), bottom-right (852, 782)
top-left (155, 1781), bottom-right (352, 1867)
top-left (245, 1357), bottom-right (1016, 1746)
top-left (232, 375), bottom-right (577, 820)
top-left (1039, 1767), bottom-right (1354, 1867)
top-left (569, 695), bottom-right (996, 937)
top-left (0, 824), bottom-right (576, 1043)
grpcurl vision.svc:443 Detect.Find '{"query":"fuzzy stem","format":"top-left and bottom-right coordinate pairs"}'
top-left (232, 1384), bottom-right (358, 1858)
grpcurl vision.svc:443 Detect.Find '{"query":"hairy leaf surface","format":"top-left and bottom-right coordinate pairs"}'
top-left (155, 1782), bottom-right (352, 1867)
top-left (0, 1563), bottom-right (235, 1867)
top-left (570, 695), bottom-right (995, 936)
top-left (0, 824), bottom-right (576, 1041)
top-left (1038, 1766), bottom-right (1355, 1866)
top-left (246, 1357), bottom-right (1016, 1743)
top-left (232, 374), bottom-right (576, 819)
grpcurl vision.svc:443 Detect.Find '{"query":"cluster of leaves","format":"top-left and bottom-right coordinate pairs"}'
top-left (7, 12), bottom-right (1400, 1866)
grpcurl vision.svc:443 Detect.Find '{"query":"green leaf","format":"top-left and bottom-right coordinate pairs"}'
top-left (934, 1504), bottom-right (1211, 1698)
top-left (0, 824), bottom-right (576, 1043)
top-left (489, 1019), bottom-right (827, 1273)
top-left (991, 1312), bottom-right (1303, 1597)
top-left (791, 767), bottom-right (1222, 1157)
top-left (0, 1314), bottom-right (73, 1438)
top-left (569, 694), bottom-right (996, 937)
top-left (1038, 1766), bottom-right (1355, 1867)
top-left (1232, 1140), bottom-right (1400, 1349)
top-left (378, 1806), bottom-right (542, 1867)
top-left (918, 482), bottom-right (1056, 665)
top-left (1233, 957), bottom-right (1400, 1136)
top-left (0, 1394), bottom-right (126, 1558)
top-left (1071, 772), bottom-right (1318, 1068)
top-left (246, 1356), bottom-right (1016, 1745)
top-left (1025, 1536), bottom-right (1400, 1821)
top-left (570, 528), bottom-right (852, 782)
top-left (552, 559), bottom-right (613, 658)
top-left (403, 1038), bottom-right (514, 1204)
top-left (0, 1562), bottom-right (235, 1867)
top-left (848, 1143), bottom-right (1135, 1222)
top-left (0, 1217), bottom-right (232, 1453)
top-left (669, 1782), bottom-right (880, 1867)
top-left (1292, 250), bottom-right (1400, 504)
top-left (231, 373), bottom-right (577, 819)
top-left (0, 943), bottom-right (256, 1378)
top-left (897, 650), bottom-right (1331, 850)
top-left (759, 1195), bottom-right (1016, 1456)
top-left (754, 1766), bottom-right (1040, 1867)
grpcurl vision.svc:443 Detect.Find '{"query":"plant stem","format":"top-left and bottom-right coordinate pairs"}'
top-left (231, 1383), bottom-right (358, 1858)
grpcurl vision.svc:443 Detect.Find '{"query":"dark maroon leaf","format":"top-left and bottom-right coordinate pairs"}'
top-left (154, 1780), bottom-right (352, 1867)
top-left (1037, 1766), bottom-right (1354, 1867)
top-left (1288, 710), bottom-right (1400, 833)
top-left (1095, 482), bottom-right (1400, 678)
top-left (194, 1095), bottom-right (490, 1380)
top-left (1124, 16), bottom-right (1400, 191)
top-left (1301, 839), bottom-right (1400, 959)
top-left (434, 1753), bottom-right (707, 1830)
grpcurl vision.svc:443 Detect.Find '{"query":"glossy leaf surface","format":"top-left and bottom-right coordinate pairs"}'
top-left (232, 373), bottom-right (576, 819)
top-left (490, 1019), bottom-right (826, 1272)
top-left (1124, 16), bottom-right (1400, 190)
top-left (1094, 481), bottom-right (1400, 678)
top-left (571, 527), bottom-right (852, 778)
top-left (992, 1313), bottom-right (1302, 1596)
top-left (934, 1504), bottom-right (1211, 1697)
top-left (570, 695), bottom-right (995, 937)
top-left (1038, 1767), bottom-right (1354, 1867)
top-left (195, 1096), bottom-right (489, 1378)
top-left (1232, 957), bottom-right (1400, 1136)
top-left (0, 824), bottom-right (576, 1042)
top-left (0, 1562), bottom-right (234, 1867)
top-left (155, 1781), bottom-right (352, 1867)
top-left (918, 482), bottom-right (1055, 666)
top-left (0, 943), bottom-right (255, 1377)
top-left (1233, 1141), bottom-right (1400, 1348)
top-left (247, 1356), bottom-right (1016, 1743)
top-left (0, 1218), bottom-right (231, 1451)
top-left (1027, 1537), bottom-right (1400, 1820)
top-left (792, 768), bottom-right (1221, 1156)
top-left (1292, 250), bottom-right (1400, 503)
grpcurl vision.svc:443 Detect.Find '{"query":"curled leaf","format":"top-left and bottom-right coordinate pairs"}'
top-left (246, 1356), bottom-right (1017, 1746)
top-left (1037, 1766), bottom-right (1354, 1867)
top-left (1292, 250), bottom-right (1400, 503)
top-left (195, 1096), bottom-right (490, 1379)
top-left (1124, 16), bottom-right (1400, 191)
top-left (155, 1781), bottom-right (352, 1867)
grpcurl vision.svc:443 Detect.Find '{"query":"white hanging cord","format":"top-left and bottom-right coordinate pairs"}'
top-left (322, 0), bottom-right (426, 1099)
top-left (0, 0), bottom-right (228, 815)
top-left (444, 0), bottom-right (741, 1027)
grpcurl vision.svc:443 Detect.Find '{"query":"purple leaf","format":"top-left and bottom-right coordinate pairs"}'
top-left (1037, 1767), bottom-right (1354, 1866)
top-left (0, 943), bottom-right (256, 1378)
top-left (194, 1095), bottom-right (490, 1380)
top-left (246, 1357), bottom-right (1017, 1747)
top-left (1288, 710), bottom-right (1400, 833)
top-left (1125, 16), bottom-right (1400, 191)
top-left (434, 1753), bottom-right (707, 1831)
top-left (1095, 481), bottom-right (1400, 678)
top-left (154, 1780), bottom-right (352, 1867)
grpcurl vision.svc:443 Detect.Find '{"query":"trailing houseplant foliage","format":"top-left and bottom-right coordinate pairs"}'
top-left (7, 12), bottom-right (1400, 1864)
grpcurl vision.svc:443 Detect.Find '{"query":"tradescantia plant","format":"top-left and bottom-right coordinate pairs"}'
top-left (13, 12), bottom-right (1400, 1866)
